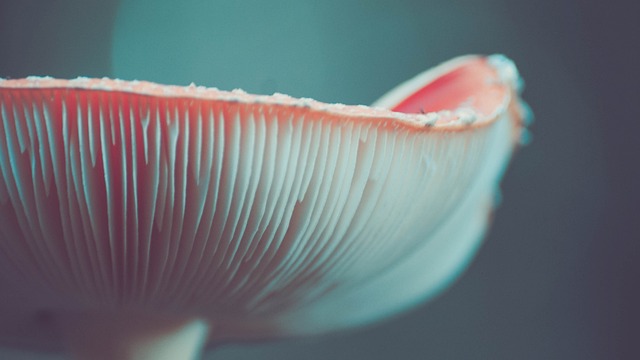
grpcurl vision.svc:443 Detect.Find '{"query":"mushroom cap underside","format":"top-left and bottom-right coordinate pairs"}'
top-left (0, 55), bottom-right (526, 350)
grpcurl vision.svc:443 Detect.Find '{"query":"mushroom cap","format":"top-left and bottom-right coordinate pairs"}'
top-left (0, 55), bottom-right (526, 350)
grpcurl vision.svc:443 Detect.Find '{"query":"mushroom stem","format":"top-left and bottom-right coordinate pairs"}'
top-left (55, 312), bottom-right (210, 360)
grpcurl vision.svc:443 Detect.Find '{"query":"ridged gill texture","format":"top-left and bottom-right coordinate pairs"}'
top-left (0, 55), bottom-right (527, 349)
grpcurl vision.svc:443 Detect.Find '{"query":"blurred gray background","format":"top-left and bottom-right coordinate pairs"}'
top-left (0, 0), bottom-right (637, 359)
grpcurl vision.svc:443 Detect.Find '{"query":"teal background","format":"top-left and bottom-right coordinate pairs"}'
top-left (0, 0), bottom-right (637, 359)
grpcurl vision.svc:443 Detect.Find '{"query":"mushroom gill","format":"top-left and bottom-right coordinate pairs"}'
top-left (0, 55), bottom-right (528, 359)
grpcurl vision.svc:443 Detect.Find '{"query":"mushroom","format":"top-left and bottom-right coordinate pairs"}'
top-left (0, 54), bottom-right (528, 359)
